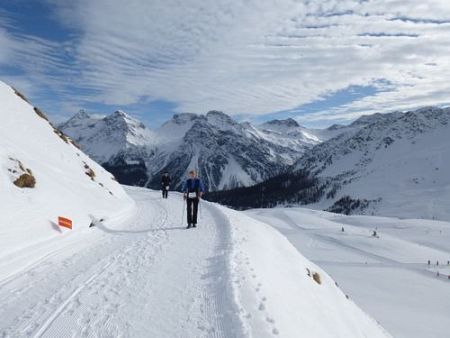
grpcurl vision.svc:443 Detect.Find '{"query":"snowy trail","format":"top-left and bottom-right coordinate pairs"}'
top-left (0, 187), bottom-right (244, 338)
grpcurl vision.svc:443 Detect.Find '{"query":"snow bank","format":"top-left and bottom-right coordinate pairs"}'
top-left (245, 206), bottom-right (450, 338)
top-left (0, 81), bottom-right (134, 257)
top-left (215, 205), bottom-right (390, 337)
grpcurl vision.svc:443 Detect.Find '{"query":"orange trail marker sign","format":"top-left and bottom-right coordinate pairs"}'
top-left (58, 216), bottom-right (73, 229)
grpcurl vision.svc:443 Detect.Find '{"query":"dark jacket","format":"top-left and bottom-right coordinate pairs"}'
top-left (161, 174), bottom-right (171, 186)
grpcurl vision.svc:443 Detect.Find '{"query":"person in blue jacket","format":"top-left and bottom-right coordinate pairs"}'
top-left (182, 170), bottom-right (205, 229)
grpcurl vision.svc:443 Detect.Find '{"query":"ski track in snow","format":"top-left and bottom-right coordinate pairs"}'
top-left (0, 188), bottom-right (244, 338)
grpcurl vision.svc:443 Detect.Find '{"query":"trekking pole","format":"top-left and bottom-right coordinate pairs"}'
top-left (181, 195), bottom-right (185, 226)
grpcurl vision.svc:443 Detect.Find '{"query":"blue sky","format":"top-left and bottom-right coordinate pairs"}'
top-left (1, 1), bottom-right (450, 128)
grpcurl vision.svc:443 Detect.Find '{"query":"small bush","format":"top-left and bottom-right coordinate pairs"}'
top-left (33, 107), bottom-right (50, 121)
top-left (13, 87), bottom-right (30, 103)
top-left (312, 272), bottom-right (322, 285)
top-left (14, 173), bottom-right (36, 188)
top-left (85, 168), bottom-right (96, 180)
top-left (70, 140), bottom-right (81, 149)
top-left (53, 129), bottom-right (69, 144)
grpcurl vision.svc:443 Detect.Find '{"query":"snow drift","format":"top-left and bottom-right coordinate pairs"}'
top-left (0, 81), bottom-right (134, 257)
top-left (216, 204), bottom-right (390, 337)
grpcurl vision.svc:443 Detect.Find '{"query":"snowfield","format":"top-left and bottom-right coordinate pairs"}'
top-left (0, 81), bottom-right (134, 257)
top-left (0, 188), bottom-right (390, 337)
top-left (246, 207), bottom-right (450, 338)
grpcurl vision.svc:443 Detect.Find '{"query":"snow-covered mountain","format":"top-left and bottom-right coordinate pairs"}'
top-left (59, 110), bottom-right (156, 186)
top-left (208, 107), bottom-right (450, 221)
top-left (61, 110), bottom-right (324, 191)
top-left (59, 109), bottom-right (156, 164)
top-left (294, 106), bottom-right (450, 219)
top-left (0, 81), bottom-right (134, 256)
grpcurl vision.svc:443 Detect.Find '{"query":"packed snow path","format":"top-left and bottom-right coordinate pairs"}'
top-left (0, 187), bottom-right (243, 337)
top-left (0, 187), bottom-right (389, 338)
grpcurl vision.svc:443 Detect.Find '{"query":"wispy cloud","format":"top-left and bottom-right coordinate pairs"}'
top-left (1, 0), bottom-right (450, 126)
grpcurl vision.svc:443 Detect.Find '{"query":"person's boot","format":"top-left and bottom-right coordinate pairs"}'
top-left (186, 223), bottom-right (192, 229)
top-left (193, 224), bottom-right (197, 228)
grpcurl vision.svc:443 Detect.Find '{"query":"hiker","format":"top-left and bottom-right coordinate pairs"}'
top-left (161, 171), bottom-right (171, 199)
top-left (182, 170), bottom-right (205, 229)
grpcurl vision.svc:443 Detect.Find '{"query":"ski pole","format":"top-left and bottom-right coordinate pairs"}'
top-left (181, 195), bottom-right (185, 226)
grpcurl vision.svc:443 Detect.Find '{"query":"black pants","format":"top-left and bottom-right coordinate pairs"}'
top-left (186, 198), bottom-right (199, 225)
top-left (162, 189), bottom-right (168, 198)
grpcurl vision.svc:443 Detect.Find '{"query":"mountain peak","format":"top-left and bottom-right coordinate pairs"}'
top-left (264, 118), bottom-right (300, 128)
top-left (75, 109), bottom-right (91, 119)
top-left (206, 110), bottom-right (237, 128)
top-left (112, 110), bottom-right (129, 119)
top-left (206, 110), bottom-right (227, 117)
top-left (171, 113), bottom-right (200, 124)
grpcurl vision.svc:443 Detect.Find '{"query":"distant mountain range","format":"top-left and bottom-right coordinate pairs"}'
top-left (60, 110), bottom-right (331, 191)
top-left (60, 104), bottom-right (450, 220)
top-left (207, 107), bottom-right (450, 221)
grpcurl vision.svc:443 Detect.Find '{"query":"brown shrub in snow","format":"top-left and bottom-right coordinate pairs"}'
top-left (13, 87), bottom-right (30, 103)
top-left (33, 107), bottom-right (50, 122)
top-left (14, 173), bottom-right (36, 188)
top-left (312, 272), bottom-right (322, 285)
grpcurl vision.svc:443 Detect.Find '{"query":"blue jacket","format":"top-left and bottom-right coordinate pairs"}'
top-left (182, 178), bottom-right (205, 194)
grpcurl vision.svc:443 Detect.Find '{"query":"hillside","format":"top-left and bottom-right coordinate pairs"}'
top-left (246, 207), bottom-right (450, 338)
top-left (0, 81), bottom-right (134, 258)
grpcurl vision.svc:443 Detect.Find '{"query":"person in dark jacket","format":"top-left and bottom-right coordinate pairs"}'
top-left (182, 170), bottom-right (205, 229)
top-left (161, 171), bottom-right (171, 199)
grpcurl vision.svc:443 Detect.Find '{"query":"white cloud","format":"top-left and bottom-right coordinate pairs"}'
top-left (2, 0), bottom-right (450, 124)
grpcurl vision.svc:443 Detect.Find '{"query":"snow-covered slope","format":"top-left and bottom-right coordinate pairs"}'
top-left (219, 204), bottom-right (390, 337)
top-left (0, 81), bottom-right (134, 257)
top-left (246, 207), bottom-right (450, 338)
top-left (252, 118), bottom-right (321, 152)
top-left (293, 106), bottom-right (450, 220)
top-left (0, 185), bottom-right (390, 337)
top-left (61, 110), bottom-right (324, 191)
